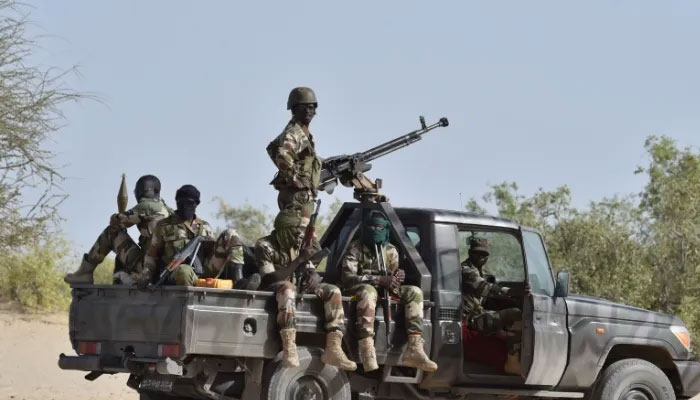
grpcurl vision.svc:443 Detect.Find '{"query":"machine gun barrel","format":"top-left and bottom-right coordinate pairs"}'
top-left (359, 117), bottom-right (449, 163)
top-left (319, 116), bottom-right (448, 192)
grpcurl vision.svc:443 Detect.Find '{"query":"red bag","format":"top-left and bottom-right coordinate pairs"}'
top-left (462, 323), bottom-right (507, 368)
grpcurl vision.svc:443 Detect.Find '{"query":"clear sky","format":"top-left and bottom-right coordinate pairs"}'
top-left (26, 1), bottom-right (700, 252)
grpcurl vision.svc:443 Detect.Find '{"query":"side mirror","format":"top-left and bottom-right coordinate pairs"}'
top-left (554, 271), bottom-right (570, 298)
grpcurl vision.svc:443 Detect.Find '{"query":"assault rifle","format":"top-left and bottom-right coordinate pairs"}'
top-left (153, 236), bottom-right (214, 287)
top-left (319, 116), bottom-right (449, 194)
top-left (375, 243), bottom-right (393, 348)
top-left (261, 247), bottom-right (330, 289)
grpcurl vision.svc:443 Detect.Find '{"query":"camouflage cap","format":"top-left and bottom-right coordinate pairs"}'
top-left (468, 236), bottom-right (490, 254)
top-left (287, 87), bottom-right (318, 110)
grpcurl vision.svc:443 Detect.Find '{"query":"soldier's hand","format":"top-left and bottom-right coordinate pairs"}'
top-left (301, 270), bottom-right (322, 294)
top-left (392, 269), bottom-right (406, 284)
top-left (109, 213), bottom-right (121, 227)
top-left (377, 275), bottom-right (394, 290)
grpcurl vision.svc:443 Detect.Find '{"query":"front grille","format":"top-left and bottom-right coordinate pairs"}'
top-left (438, 307), bottom-right (461, 321)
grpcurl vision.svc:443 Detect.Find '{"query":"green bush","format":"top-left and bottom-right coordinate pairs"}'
top-left (93, 258), bottom-right (115, 285)
top-left (0, 238), bottom-right (72, 311)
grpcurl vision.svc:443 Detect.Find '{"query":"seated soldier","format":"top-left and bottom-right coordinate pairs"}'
top-left (64, 175), bottom-right (171, 285)
top-left (255, 208), bottom-right (356, 371)
top-left (340, 211), bottom-right (438, 373)
top-left (138, 184), bottom-right (260, 289)
top-left (462, 236), bottom-right (526, 375)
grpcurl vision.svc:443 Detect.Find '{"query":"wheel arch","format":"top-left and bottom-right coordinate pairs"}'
top-left (598, 344), bottom-right (682, 395)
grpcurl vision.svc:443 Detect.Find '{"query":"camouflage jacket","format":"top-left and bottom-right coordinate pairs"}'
top-left (112, 198), bottom-right (173, 248)
top-left (254, 234), bottom-right (314, 285)
top-left (267, 119), bottom-right (322, 191)
top-left (340, 240), bottom-right (399, 290)
top-left (461, 258), bottom-right (508, 317)
top-left (142, 214), bottom-right (215, 279)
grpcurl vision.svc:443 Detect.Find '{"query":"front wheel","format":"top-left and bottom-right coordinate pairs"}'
top-left (262, 346), bottom-right (351, 400)
top-left (591, 359), bottom-right (675, 400)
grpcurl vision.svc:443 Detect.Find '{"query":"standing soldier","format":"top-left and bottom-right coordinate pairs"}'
top-left (461, 236), bottom-right (526, 375)
top-left (138, 184), bottom-right (258, 289)
top-left (64, 175), bottom-right (172, 285)
top-left (340, 211), bottom-right (438, 373)
top-left (266, 87), bottom-right (322, 221)
top-left (255, 208), bottom-right (356, 371)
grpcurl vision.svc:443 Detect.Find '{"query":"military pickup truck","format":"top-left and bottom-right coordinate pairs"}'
top-left (59, 201), bottom-right (700, 400)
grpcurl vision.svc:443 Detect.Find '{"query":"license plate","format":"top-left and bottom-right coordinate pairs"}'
top-left (140, 376), bottom-right (174, 392)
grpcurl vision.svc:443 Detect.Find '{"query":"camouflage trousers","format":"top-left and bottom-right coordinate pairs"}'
top-left (467, 307), bottom-right (522, 354)
top-left (349, 284), bottom-right (424, 339)
top-left (170, 229), bottom-right (246, 286)
top-left (277, 188), bottom-right (316, 217)
top-left (85, 226), bottom-right (144, 275)
top-left (272, 281), bottom-right (344, 332)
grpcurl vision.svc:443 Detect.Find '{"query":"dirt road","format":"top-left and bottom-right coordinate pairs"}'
top-left (0, 307), bottom-right (134, 400)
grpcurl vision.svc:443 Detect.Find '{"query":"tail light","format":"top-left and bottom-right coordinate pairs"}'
top-left (77, 341), bottom-right (101, 355)
top-left (158, 343), bottom-right (180, 358)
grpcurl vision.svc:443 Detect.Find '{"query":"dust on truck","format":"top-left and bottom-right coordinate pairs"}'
top-left (60, 200), bottom-right (700, 400)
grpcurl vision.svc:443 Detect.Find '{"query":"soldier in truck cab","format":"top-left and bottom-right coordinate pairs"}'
top-left (64, 175), bottom-right (172, 285)
top-left (461, 236), bottom-right (529, 375)
top-left (340, 211), bottom-right (438, 373)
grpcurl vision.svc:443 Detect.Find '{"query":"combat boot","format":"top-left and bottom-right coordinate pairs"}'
top-left (280, 328), bottom-right (300, 368)
top-left (320, 330), bottom-right (357, 371)
top-left (504, 353), bottom-right (522, 375)
top-left (64, 255), bottom-right (96, 284)
top-left (401, 334), bottom-right (438, 372)
top-left (358, 336), bottom-right (378, 372)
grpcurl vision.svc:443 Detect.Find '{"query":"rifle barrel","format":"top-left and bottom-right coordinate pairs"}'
top-left (359, 119), bottom-right (447, 163)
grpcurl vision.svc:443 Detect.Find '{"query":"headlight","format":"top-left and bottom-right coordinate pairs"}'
top-left (671, 325), bottom-right (691, 351)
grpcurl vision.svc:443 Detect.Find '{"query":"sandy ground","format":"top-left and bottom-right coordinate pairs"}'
top-left (0, 305), bottom-right (135, 400)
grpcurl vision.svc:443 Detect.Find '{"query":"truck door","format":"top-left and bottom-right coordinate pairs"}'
top-left (520, 228), bottom-right (568, 386)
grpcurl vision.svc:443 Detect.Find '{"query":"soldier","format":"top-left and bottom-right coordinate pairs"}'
top-left (266, 87), bottom-right (322, 220)
top-left (138, 184), bottom-right (259, 289)
top-left (64, 175), bottom-right (172, 285)
top-left (340, 211), bottom-right (438, 373)
top-left (255, 208), bottom-right (356, 371)
top-left (461, 236), bottom-right (527, 375)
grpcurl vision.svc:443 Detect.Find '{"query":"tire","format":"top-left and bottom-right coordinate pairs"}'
top-left (591, 359), bottom-right (675, 400)
top-left (262, 346), bottom-right (351, 400)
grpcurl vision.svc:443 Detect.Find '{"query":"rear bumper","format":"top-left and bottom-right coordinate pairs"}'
top-left (674, 360), bottom-right (700, 397)
top-left (58, 353), bottom-right (182, 376)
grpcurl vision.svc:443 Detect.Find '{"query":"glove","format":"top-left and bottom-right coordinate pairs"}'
top-left (301, 270), bottom-right (322, 294)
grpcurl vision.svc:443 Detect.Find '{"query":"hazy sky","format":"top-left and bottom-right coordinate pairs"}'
top-left (27, 1), bottom-right (700, 252)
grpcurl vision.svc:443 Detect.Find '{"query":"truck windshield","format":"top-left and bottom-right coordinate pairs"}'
top-left (458, 230), bottom-right (525, 282)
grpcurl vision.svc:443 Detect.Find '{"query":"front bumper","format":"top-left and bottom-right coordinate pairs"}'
top-left (675, 360), bottom-right (700, 397)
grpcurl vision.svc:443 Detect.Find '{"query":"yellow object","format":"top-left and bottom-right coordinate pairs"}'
top-left (196, 278), bottom-right (233, 289)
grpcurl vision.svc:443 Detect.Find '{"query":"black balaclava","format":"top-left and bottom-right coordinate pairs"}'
top-left (175, 184), bottom-right (200, 221)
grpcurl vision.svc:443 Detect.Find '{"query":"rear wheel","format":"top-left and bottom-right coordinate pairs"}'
top-left (262, 346), bottom-right (351, 400)
top-left (591, 359), bottom-right (675, 400)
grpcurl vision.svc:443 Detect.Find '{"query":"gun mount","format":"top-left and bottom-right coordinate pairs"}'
top-left (320, 116), bottom-right (449, 203)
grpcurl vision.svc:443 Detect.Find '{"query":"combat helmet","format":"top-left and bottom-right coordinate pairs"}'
top-left (287, 87), bottom-right (318, 110)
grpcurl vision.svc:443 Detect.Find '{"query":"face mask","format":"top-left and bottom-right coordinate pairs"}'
top-left (362, 217), bottom-right (390, 246)
top-left (275, 228), bottom-right (300, 253)
top-left (176, 199), bottom-right (197, 220)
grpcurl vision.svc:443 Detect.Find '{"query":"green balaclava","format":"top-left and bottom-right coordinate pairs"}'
top-left (362, 211), bottom-right (390, 247)
top-left (274, 208), bottom-right (306, 253)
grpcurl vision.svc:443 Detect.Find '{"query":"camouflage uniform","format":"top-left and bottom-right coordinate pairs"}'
top-left (141, 214), bottom-right (244, 286)
top-left (255, 234), bottom-right (344, 331)
top-left (462, 258), bottom-right (522, 354)
top-left (340, 240), bottom-right (425, 339)
top-left (267, 119), bottom-right (322, 217)
top-left (84, 198), bottom-right (172, 279)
